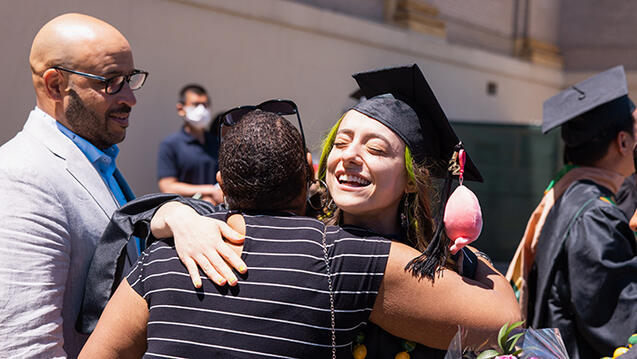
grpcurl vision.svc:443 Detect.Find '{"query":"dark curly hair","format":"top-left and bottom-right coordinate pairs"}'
top-left (219, 109), bottom-right (310, 211)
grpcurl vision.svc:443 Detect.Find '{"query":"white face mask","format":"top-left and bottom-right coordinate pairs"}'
top-left (183, 104), bottom-right (212, 129)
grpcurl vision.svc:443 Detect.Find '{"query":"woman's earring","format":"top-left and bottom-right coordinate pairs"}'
top-left (307, 178), bottom-right (334, 211)
top-left (400, 195), bottom-right (410, 231)
top-left (306, 179), bottom-right (322, 211)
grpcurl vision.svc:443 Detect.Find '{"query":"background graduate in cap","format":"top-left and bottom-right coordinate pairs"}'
top-left (506, 65), bottom-right (637, 359)
top-left (317, 64), bottom-right (511, 358)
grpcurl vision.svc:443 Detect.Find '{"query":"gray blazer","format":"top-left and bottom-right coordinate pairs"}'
top-left (0, 107), bottom-right (134, 358)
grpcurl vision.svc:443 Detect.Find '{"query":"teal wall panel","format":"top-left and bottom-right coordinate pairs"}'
top-left (450, 121), bottom-right (563, 262)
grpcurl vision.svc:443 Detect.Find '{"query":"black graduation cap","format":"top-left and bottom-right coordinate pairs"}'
top-left (351, 64), bottom-right (482, 279)
top-left (543, 65), bottom-right (635, 147)
top-left (352, 64), bottom-right (483, 182)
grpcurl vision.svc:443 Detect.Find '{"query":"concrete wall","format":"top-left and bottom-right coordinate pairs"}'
top-left (0, 0), bottom-right (563, 196)
top-left (556, 0), bottom-right (637, 106)
top-left (528, 0), bottom-right (560, 45)
top-left (560, 0), bottom-right (637, 72)
top-left (433, 0), bottom-right (516, 55)
top-left (287, 0), bottom-right (385, 23)
top-left (287, 0), bottom-right (563, 62)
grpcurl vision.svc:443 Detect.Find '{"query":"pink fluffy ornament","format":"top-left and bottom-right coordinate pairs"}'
top-left (443, 149), bottom-right (483, 255)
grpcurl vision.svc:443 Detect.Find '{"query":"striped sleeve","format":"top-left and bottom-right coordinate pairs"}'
top-left (126, 240), bottom-right (170, 298)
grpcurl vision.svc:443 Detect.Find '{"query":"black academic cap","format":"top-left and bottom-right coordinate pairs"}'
top-left (543, 65), bottom-right (635, 147)
top-left (352, 65), bottom-right (483, 280)
top-left (352, 93), bottom-right (424, 156)
top-left (352, 64), bottom-right (483, 182)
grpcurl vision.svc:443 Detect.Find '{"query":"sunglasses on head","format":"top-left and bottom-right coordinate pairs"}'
top-left (217, 99), bottom-right (306, 149)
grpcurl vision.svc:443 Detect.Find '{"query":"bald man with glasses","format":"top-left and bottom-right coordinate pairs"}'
top-left (0, 13), bottom-right (147, 358)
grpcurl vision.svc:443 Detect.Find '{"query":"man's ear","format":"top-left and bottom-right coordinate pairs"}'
top-left (617, 131), bottom-right (632, 156)
top-left (216, 171), bottom-right (223, 189)
top-left (176, 103), bottom-right (186, 117)
top-left (306, 152), bottom-right (316, 179)
top-left (42, 68), bottom-right (65, 102)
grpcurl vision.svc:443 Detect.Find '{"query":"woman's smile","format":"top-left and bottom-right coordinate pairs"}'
top-left (336, 172), bottom-right (372, 188)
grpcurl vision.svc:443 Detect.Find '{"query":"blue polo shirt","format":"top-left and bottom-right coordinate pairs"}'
top-left (157, 127), bottom-right (219, 184)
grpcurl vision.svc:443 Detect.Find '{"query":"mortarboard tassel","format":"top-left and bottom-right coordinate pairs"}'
top-left (406, 143), bottom-right (464, 280)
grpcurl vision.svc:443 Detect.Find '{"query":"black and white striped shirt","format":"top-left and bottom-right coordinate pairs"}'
top-left (127, 212), bottom-right (391, 358)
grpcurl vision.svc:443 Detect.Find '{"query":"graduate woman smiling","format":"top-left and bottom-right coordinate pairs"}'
top-left (316, 65), bottom-right (504, 358)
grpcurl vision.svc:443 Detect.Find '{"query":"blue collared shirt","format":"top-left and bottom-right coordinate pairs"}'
top-left (55, 122), bottom-right (128, 207)
top-left (54, 119), bottom-right (142, 254)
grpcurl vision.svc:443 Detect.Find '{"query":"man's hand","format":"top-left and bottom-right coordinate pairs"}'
top-left (152, 202), bottom-right (246, 287)
top-left (158, 177), bottom-right (224, 205)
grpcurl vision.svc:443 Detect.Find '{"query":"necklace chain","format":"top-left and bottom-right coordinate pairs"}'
top-left (320, 224), bottom-right (337, 359)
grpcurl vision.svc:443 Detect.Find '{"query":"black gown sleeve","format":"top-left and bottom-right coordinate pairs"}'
top-left (76, 193), bottom-right (219, 334)
top-left (565, 204), bottom-right (637, 356)
top-left (615, 173), bottom-right (637, 220)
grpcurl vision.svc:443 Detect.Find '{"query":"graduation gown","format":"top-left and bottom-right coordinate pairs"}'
top-left (616, 173), bottom-right (637, 219)
top-left (527, 179), bottom-right (637, 359)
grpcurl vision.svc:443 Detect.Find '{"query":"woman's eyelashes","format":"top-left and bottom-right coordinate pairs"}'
top-left (366, 139), bottom-right (390, 155)
top-left (333, 140), bottom-right (348, 149)
top-left (333, 133), bottom-right (390, 156)
top-left (367, 147), bottom-right (384, 155)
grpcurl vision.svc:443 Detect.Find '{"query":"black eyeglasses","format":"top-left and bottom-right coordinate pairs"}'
top-left (217, 99), bottom-right (306, 149)
top-left (51, 66), bottom-right (149, 95)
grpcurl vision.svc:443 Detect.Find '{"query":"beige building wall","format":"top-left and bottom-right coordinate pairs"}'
top-left (0, 0), bottom-right (563, 195)
top-left (432, 0), bottom-right (516, 55)
top-left (560, 0), bottom-right (637, 71)
top-left (558, 0), bottom-right (637, 96)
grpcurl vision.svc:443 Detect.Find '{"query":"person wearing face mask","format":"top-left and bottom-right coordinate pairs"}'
top-left (157, 84), bottom-right (223, 204)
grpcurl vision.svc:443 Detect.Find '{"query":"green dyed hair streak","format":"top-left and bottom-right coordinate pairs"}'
top-left (405, 147), bottom-right (416, 184)
top-left (317, 115), bottom-right (344, 181)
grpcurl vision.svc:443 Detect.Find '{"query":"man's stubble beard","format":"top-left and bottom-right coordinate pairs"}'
top-left (65, 89), bottom-right (125, 150)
